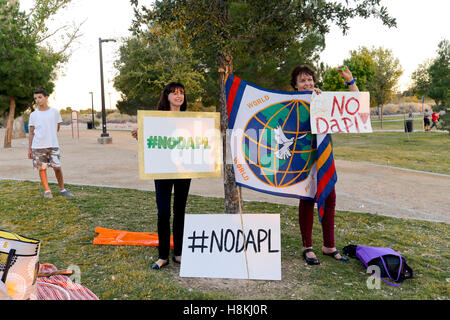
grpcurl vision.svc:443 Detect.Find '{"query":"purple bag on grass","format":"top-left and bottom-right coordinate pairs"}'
top-left (343, 244), bottom-right (413, 287)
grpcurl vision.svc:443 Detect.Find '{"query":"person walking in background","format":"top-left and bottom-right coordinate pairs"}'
top-left (430, 110), bottom-right (440, 130)
top-left (290, 64), bottom-right (358, 265)
top-left (131, 82), bottom-right (191, 270)
top-left (423, 109), bottom-right (431, 131)
top-left (28, 89), bottom-right (74, 199)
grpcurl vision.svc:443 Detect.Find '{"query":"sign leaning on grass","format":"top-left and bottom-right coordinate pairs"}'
top-left (310, 91), bottom-right (372, 134)
top-left (180, 214), bottom-right (281, 280)
top-left (138, 111), bottom-right (222, 179)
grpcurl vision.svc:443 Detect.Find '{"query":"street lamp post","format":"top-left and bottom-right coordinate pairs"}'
top-left (89, 92), bottom-right (95, 129)
top-left (98, 37), bottom-right (116, 144)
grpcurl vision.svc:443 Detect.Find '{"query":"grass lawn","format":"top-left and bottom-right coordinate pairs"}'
top-left (1, 180), bottom-right (448, 300)
top-left (370, 118), bottom-right (424, 131)
top-left (332, 131), bottom-right (450, 175)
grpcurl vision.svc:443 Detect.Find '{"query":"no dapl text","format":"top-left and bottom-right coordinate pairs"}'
top-left (147, 136), bottom-right (211, 150)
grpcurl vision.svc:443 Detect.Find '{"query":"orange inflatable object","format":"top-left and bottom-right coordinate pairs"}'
top-left (93, 227), bottom-right (173, 248)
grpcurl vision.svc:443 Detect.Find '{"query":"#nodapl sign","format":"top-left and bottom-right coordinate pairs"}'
top-left (310, 91), bottom-right (372, 134)
top-left (180, 214), bottom-right (281, 280)
top-left (137, 110), bottom-right (222, 180)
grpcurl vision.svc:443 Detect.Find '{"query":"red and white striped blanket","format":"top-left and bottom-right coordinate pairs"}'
top-left (36, 263), bottom-right (98, 300)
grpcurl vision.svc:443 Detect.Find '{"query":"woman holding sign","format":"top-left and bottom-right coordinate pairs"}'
top-left (132, 82), bottom-right (191, 270)
top-left (290, 65), bottom-right (358, 265)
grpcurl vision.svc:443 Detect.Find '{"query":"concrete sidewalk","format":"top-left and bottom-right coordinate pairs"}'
top-left (1, 127), bottom-right (448, 223)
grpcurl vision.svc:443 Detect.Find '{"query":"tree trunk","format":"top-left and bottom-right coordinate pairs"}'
top-left (219, 53), bottom-right (243, 214)
top-left (3, 97), bottom-right (16, 148)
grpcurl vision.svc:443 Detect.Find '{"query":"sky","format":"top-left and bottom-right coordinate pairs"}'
top-left (20, 0), bottom-right (450, 111)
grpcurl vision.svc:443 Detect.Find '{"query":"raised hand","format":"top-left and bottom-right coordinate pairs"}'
top-left (337, 65), bottom-right (354, 83)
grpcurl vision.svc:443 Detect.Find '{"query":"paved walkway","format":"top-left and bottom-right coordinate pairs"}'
top-left (1, 127), bottom-right (448, 223)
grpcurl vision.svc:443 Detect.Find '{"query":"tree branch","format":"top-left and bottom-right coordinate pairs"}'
top-left (56, 19), bottom-right (85, 57)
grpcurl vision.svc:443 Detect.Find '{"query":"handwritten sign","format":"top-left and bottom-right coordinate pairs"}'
top-left (137, 111), bottom-right (222, 180)
top-left (310, 92), bottom-right (372, 134)
top-left (180, 214), bottom-right (281, 280)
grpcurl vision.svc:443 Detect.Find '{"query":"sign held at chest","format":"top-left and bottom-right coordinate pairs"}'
top-left (310, 92), bottom-right (372, 134)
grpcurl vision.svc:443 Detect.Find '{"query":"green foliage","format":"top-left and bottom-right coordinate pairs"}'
top-left (322, 47), bottom-right (376, 93)
top-left (0, 96), bottom-right (31, 119)
top-left (433, 104), bottom-right (450, 134)
top-left (130, 0), bottom-right (397, 105)
top-left (113, 31), bottom-right (205, 115)
top-left (197, 33), bottom-right (327, 109)
top-left (27, 0), bottom-right (73, 46)
top-left (428, 40), bottom-right (450, 107)
top-left (322, 46), bottom-right (402, 109)
top-left (133, 0), bottom-right (396, 58)
top-left (410, 40), bottom-right (449, 107)
top-left (437, 108), bottom-right (450, 133)
top-left (368, 47), bottom-right (403, 108)
top-left (411, 59), bottom-right (432, 99)
top-left (59, 106), bottom-right (73, 114)
top-left (234, 33), bottom-right (326, 91)
top-left (322, 68), bottom-right (346, 91)
top-left (0, 0), bottom-right (65, 117)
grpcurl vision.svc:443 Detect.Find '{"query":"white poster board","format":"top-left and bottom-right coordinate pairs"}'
top-left (180, 214), bottom-right (281, 281)
top-left (310, 91), bottom-right (372, 134)
top-left (138, 111), bottom-right (222, 179)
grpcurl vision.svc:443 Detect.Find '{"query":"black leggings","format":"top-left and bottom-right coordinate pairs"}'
top-left (154, 179), bottom-right (191, 260)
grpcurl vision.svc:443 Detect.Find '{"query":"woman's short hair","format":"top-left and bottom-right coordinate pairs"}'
top-left (290, 65), bottom-right (316, 90)
top-left (34, 89), bottom-right (48, 97)
top-left (157, 82), bottom-right (187, 111)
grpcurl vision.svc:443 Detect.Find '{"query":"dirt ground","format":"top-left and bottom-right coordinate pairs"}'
top-left (0, 126), bottom-right (449, 224)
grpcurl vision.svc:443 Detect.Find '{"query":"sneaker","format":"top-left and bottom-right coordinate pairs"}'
top-left (59, 189), bottom-right (74, 197)
top-left (44, 191), bottom-right (53, 199)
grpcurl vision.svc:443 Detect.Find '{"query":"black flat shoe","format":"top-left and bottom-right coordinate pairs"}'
top-left (151, 259), bottom-right (169, 270)
top-left (302, 248), bottom-right (320, 265)
top-left (172, 256), bottom-right (181, 264)
top-left (322, 250), bottom-right (349, 263)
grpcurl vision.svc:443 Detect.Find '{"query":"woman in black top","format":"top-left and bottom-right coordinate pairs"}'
top-left (132, 82), bottom-right (191, 269)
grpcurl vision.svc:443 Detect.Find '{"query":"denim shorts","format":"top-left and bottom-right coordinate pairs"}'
top-left (32, 147), bottom-right (61, 170)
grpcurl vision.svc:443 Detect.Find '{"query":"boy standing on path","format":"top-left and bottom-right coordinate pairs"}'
top-left (27, 89), bottom-right (74, 198)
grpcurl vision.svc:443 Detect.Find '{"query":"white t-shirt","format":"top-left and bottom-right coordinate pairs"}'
top-left (29, 107), bottom-right (63, 148)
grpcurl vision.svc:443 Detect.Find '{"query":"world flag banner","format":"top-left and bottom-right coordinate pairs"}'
top-left (225, 74), bottom-right (336, 221)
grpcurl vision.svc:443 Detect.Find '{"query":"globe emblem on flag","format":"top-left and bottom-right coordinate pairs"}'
top-left (243, 100), bottom-right (317, 187)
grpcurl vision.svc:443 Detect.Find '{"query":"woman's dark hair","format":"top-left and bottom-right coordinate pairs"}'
top-left (290, 65), bottom-right (316, 90)
top-left (34, 89), bottom-right (48, 97)
top-left (157, 82), bottom-right (187, 111)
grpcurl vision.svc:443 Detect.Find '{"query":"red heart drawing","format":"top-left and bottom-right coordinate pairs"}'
top-left (359, 113), bottom-right (369, 124)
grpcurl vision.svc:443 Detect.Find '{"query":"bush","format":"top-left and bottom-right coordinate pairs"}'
top-left (437, 107), bottom-right (449, 133)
